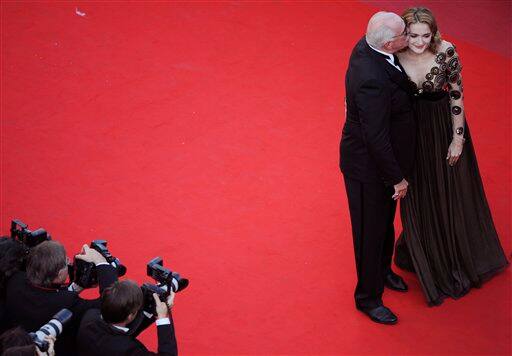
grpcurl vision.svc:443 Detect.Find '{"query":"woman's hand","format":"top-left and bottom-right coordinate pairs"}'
top-left (446, 137), bottom-right (464, 166)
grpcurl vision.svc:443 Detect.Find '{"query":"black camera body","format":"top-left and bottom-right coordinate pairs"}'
top-left (71, 240), bottom-right (127, 288)
top-left (141, 283), bottom-right (168, 315)
top-left (141, 257), bottom-right (188, 314)
top-left (147, 257), bottom-right (189, 293)
top-left (71, 258), bottom-right (97, 288)
top-left (30, 308), bottom-right (72, 352)
top-left (10, 219), bottom-right (51, 249)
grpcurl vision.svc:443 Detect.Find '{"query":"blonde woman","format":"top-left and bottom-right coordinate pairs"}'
top-left (394, 7), bottom-right (508, 305)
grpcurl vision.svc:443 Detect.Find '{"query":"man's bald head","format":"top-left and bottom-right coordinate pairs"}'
top-left (366, 11), bottom-right (407, 52)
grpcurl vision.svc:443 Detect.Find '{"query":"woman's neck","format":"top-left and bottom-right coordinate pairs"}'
top-left (404, 48), bottom-right (432, 61)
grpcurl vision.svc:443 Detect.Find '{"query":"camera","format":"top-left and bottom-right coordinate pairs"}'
top-left (10, 219), bottom-right (51, 249)
top-left (29, 308), bottom-right (72, 352)
top-left (71, 240), bottom-right (127, 288)
top-left (146, 257), bottom-right (188, 293)
top-left (141, 283), bottom-right (168, 315)
top-left (141, 257), bottom-right (188, 314)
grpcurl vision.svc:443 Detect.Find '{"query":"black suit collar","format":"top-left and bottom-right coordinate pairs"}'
top-left (386, 64), bottom-right (413, 95)
top-left (393, 54), bottom-right (407, 73)
top-left (368, 44), bottom-right (394, 62)
top-left (361, 38), bottom-right (413, 94)
top-left (98, 318), bottom-right (129, 336)
top-left (102, 309), bottom-right (147, 336)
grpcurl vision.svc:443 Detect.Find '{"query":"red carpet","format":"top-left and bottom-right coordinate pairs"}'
top-left (1, 1), bottom-right (510, 354)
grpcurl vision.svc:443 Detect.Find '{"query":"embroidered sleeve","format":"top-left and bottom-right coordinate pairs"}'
top-left (445, 45), bottom-right (465, 139)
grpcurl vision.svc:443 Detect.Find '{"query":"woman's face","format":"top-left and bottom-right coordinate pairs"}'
top-left (407, 22), bottom-right (432, 54)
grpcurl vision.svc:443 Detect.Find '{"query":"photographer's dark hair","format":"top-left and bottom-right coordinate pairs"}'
top-left (0, 237), bottom-right (26, 294)
top-left (101, 280), bottom-right (143, 324)
top-left (0, 327), bottom-right (33, 354)
top-left (26, 241), bottom-right (66, 287)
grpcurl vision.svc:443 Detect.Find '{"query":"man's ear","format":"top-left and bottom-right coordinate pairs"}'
top-left (53, 267), bottom-right (68, 284)
top-left (125, 310), bottom-right (138, 324)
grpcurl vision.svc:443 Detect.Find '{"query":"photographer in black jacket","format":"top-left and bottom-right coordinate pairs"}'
top-left (0, 327), bottom-right (56, 356)
top-left (77, 280), bottom-right (178, 356)
top-left (0, 238), bottom-right (26, 334)
top-left (4, 241), bottom-right (118, 355)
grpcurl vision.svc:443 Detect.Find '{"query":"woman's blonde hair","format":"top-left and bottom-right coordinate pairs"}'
top-left (402, 7), bottom-right (442, 53)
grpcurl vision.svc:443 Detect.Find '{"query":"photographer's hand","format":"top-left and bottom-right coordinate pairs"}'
top-left (153, 293), bottom-right (170, 319)
top-left (75, 244), bottom-right (107, 265)
top-left (68, 282), bottom-right (84, 293)
top-left (166, 290), bottom-right (176, 309)
top-left (35, 335), bottom-right (55, 356)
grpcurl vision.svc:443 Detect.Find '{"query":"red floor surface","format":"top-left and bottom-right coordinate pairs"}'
top-left (1, 1), bottom-right (510, 355)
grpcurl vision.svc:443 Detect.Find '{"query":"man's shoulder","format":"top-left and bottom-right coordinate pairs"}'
top-left (6, 270), bottom-right (26, 285)
top-left (6, 278), bottom-right (78, 307)
top-left (348, 41), bottom-right (387, 82)
top-left (350, 37), bottom-right (378, 62)
top-left (79, 311), bottom-right (111, 340)
top-left (78, 310), bottom-right (143, 353)
top-left (353, 36), bottom-right (367, 51)
top-left (85, 330), bottom-right (146, 354)
top-left (80, 308), bottom-right (102, 325)
top-left (347, 59), bottom-right (388, 89)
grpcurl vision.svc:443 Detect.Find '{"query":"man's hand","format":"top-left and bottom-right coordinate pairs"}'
top-left (154, 292), bottom-right (170, 319)
top-left (166, 290), bottom-right (176, 309)
top-left (392, 179), bottom-right (408, 200)
top-left (35, 335), bottom-right (55, 356)
top-left (447, 136), bottom-right (464, 166)
top-left (75, 244), bottom-right (107, 265)
top-left (68, 282), bottom-right (84, 293)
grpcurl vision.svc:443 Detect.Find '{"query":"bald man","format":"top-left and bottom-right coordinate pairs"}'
top-left (339, 12), bottom-right (415, 324)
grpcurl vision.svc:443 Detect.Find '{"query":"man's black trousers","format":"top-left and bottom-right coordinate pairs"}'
top-left (343, 176), bottom-right (397, 309)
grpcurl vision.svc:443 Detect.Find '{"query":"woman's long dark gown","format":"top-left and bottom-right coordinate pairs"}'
top-left (394, 44), bottom-right (509, 306)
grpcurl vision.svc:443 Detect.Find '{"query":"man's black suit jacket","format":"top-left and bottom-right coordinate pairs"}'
top-left (4, 265), bottom-right (117, 355)
top-left (77, 308), bottom-right (178, 356)
top-left (340, 37), bottom-right (416, 186)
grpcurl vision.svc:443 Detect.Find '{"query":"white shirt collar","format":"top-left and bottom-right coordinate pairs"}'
top-left (367, 41), bottom-right (401, 71)
top-left (101, 315), bottom-right (129, 333)
top-left (367, 43), bottom-right (394, 62)
top-left (112, 324), bottom-right (129, 333)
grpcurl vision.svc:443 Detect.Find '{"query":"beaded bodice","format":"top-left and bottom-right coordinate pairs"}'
top-left (410, 46), bottom-right (462, 96)
top-left (403, 42), bottom-right (465, 139)
top-left (411, 45), bottom-right (464, 125)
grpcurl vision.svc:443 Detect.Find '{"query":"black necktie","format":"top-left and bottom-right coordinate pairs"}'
top-left (373, 50), bottom-right (403, 72)
top-left (375, 51), bottom-right (397, 66)
top-left (374, 51), bottom-right (391, 61)
top-left (393, 54), bottom-right (406, 73)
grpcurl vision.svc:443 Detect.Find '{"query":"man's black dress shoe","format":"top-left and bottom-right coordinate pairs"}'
top-left (384, 272), bottom-right (408, 292)
top-left (357, 305), bottom-right (398, 325)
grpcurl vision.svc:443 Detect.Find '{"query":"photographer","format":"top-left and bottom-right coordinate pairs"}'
top-left (4, 241), bottom-right (118, 355)
top-left (77, 280), bottom-right (178, 356)
top-left (0, 238), bottom-right (26, 334)
top-left (0, 327), bottom-right (55, 356)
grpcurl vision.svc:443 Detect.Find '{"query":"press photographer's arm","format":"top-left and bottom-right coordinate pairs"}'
top-left (4, 240), bottom-right (118, 355)
top-left (77, 280), bottom-right (178, 356)
top-left (153, 290), bottom-right (178, 356)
